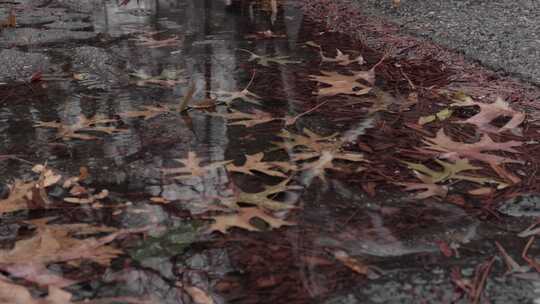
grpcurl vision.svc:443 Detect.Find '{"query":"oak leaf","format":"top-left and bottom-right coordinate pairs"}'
top-left (162, 152), bottom-right (231, 179)
top-left (131, 32), bottom-right (182, 48)
top-left (226, 152), bottom-right (294, 178)
top-left (272, 128), bottom-right (340, 153)
top-left (399, 182), bottom-right (449, 200)
top-left (239, 49), bottom-right (300, 67)
top-left (0, 180), bottom-right (35, 214)
top-left (418, 129), bottom-right (522, 166)
top-left (309, 70), bottom-right (372, 96)
top-left (206, 207), bottom-right (294, 234)
top-left (293, 150), bottom-right (366, 181)
top-left (320, 48), bottom-right (364, 66)
top-left (212, 108), bottom-right (277, 128)
top-left (120, 105), bottom-right (174, 120)
top-left (226, 178), bottom-right (302, 211)
top-left (35, 115), bottom-right (125, 141)
top-left (129, 69), bottom-right (185, 87)
top-left (452, 96), bottom-right (525, 134)
top-left (0, 219), bottom-right (150, 287)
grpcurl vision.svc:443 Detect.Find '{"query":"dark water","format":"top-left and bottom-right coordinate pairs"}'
top-left (0, 0), bottom-right (539, 303)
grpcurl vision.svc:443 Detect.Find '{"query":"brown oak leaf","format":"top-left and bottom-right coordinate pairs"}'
top-left (206, 207), bottom-right (294, 234)
top-left (162, 152), bottom-right (231, 179)
top-left (452, 97), bottom-right (526, 134)
top-left (418, 129), bottom-right (522, 166)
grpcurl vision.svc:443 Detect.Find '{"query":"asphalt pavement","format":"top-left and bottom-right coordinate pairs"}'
top-left (355, 0), bottom-right (540, 85)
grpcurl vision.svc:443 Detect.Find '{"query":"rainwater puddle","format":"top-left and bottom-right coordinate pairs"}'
top-left (0, 0), bottom-right (539, 303)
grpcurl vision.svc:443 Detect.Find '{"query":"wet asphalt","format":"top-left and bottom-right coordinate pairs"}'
top-left (355, 0), bottom-right (540, 86)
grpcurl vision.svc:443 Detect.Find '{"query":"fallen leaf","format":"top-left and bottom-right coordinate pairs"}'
top-left (419, 108), bottom-right (453, 125)
top-left (309, 70), bottom-right (372, 96)
top-left (184, 286), bottom-right (215, 304)
top-left (320, 48), bottom-right (364, 66)
top-left (239, 49), bottom-right (300, 67)
top-left (120, 105), bottom-right (174, 120)
top-left (162, 152), bottom-right (231, 179)
top-left (452, 96), bottom-right (525, 134)
top-left (403, 158), bottom-right (498, 185)
top-left (227, 178), bottom-right (302, 210)
top-left (131, 32), bottom-right (182, 48)
top-left (206, 207), bottom-right (294, 234)
top-left (418, 129), bottom-right (522, 166)
top-left (211, 73), bottom-right (261, 106)
top-left (212, 108), bottom-right (277, 128)
top-left (333, 250), bottom-right (369, 275)
top-left (399, 182), bottom-right (448, 199)
top-left (35, 115), bottom-right (125, 141)
top-left (272, 128), bottom-right (340, 152)
top-left (0, 180), bottom-right (35, 214)
top-left (227, 152), bottom-right (294, 178)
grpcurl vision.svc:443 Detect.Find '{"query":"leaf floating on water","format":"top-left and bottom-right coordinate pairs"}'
top-left (226, 152), bottom-right (294, 178)
top-left (320, 48), bottom-right (364, 66)
top-left (232, 178), bottom-right (302, 211)
top-left (238, 49), bottom-right (300, 67)
top-left (212, 108), bottom-right (277, 128)
top-left (206, 207), bottom-right (294, 234)
top-left (309, 71), bottom-right (372, 97)
top-left (35, 114), bottom-right (125, 141)
top-left (120, 105), bottom-right (174, 120)
top-left (211, 73), bottom-right (261, 106)
top-left (162, 152), bottom-right (231, 180)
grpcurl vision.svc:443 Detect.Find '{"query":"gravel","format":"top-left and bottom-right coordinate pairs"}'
top-left (355, 0), bottom-right (540, 85)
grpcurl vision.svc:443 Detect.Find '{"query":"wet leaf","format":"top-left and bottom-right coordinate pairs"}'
top-left (0, 180), bottom-right (35, 214)
top-left (309, 70), bottom-right (372, 96)
top-left (226, 152), bottom-right (294, 178)
top-left (206, 207), bottom-right (294, 234)
top-left (399, 182), bottom-right (449, 199)
top-left (129, 69), bottom-right (185, 87)
top-left (403, 159), bottom-right (483, 184)
top-left (35, 115), bottom-right (125, 141)
top-left (162, 152), bottom-right (231, 179)
top-left (239, 49), bottom-right (300, 67)
top-left (131, 32), bottom-right (182, 48)
top-left (452, 96), bottom-right (525, 134)
top-left (0, 219), bottom-right (151, 287)
top-left (184, 286), bottom-right (215, 304)
top-left (320, 48), bottom-right (364, 66)
top-left (293, 150), bottom-right (367, 181)
top-left (211, 77), bottom-right (261, 106)
top-left (230, 178), bottom-right (302, 210)
top-left (0, 10), bottom-right (16, 28)
top-left (212, 108), bottom-right (277, 128)
top-left (272, 128), bottom-right (340, 152)
top-left (418, 108), bottom-right (453, 125)
top-left (120, 105), bottom-right (174, 120)
top-left (418, 129), bottom-right (522, 166)
top-left (333, 250), bottom-right (370, 275)
top-left (129, 222), bottom-right (200, 262)
top-left (245, 30), bottom-right (286, 39)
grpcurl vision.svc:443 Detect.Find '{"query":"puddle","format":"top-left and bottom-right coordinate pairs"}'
top-left (0, 0), bottom-right (539, 303)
